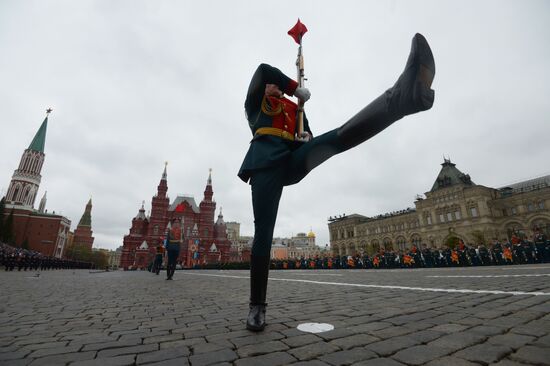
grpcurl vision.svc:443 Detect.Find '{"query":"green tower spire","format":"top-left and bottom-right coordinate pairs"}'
top-left (78, 198), bottom-right (92, 227)
top-left (28, 109), bottom-right (51, 153)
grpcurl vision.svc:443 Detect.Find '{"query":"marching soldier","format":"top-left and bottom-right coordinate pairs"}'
top-left (239, 31), bottom-right (435, 331)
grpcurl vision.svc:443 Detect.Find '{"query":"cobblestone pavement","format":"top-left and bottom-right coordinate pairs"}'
top-left (2, 265), bottom-right (550, 366)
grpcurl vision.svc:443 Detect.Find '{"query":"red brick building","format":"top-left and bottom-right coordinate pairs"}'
top-left (120, 166), bottom-right (231, 269)
top-left (72, 199), bottom-right (95, 249)
top-left (2, 111), bottom-right (71, 257)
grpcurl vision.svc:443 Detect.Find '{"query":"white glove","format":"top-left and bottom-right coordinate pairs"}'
top-left (294, 87), bottom-right (311, 102)
top-left (295, 131), bottom-right (312, 143)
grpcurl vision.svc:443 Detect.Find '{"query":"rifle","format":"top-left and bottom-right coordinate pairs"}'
top-left (288, 19), bottom-right (308, 138)
top-left (296, 42), bottom-right (305, 136)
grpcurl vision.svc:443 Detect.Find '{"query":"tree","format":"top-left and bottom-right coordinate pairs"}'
top-left (21, 238), bottom-right (30, 249)
top-left (444, 235), bottom-right (460, 249)
top-left (470, 230), bottom-right (486, 246)
top-left (2, 209), bottom-right (15, 244)
top-left (91, 250), bottom-right (109, 269)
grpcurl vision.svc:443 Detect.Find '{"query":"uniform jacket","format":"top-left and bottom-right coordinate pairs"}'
top-left (238, 64), bottom-right (312, 183)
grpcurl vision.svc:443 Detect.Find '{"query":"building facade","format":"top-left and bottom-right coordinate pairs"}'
top-left (270, 231), bottom-right (323, 259)
top-left (2, 111), bottom-right (71, 258)
top-left (120, 166), bottom-right (231, 269)
top-left (329, 159), bottom-right (550, 256)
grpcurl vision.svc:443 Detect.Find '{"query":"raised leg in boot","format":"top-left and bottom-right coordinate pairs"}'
top-left (337, 33), bottom-right (435, 151)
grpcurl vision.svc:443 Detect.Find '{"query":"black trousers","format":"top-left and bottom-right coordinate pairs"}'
top-left (166, 250), bottom-right (179, 278)
top-left (250, 129), bottom-right (341, 257)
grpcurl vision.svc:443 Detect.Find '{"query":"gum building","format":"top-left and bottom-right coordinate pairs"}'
top-left (328, 159), bottom-right (550, 256)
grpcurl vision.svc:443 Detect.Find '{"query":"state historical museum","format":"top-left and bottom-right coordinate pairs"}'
top-left (120, 166), bottom-right (231, 269)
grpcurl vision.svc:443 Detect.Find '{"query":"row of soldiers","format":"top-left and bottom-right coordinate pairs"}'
top-left (0, 242), bottom-right (93, 271)
top-left (270, 233), bottom-right (550, 270)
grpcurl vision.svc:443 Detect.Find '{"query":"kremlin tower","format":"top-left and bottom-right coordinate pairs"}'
top-left (72, 199), bottom-right (95, 249)
top-left (2, 110), bottom-right (71, 257)
top-left (5, 112), bottom-right (49, 209)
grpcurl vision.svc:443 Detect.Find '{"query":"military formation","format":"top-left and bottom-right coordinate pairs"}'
top-left (271, 231), bottom-right (550, 270)
top-left (1, 242), bottom-right (93, 271)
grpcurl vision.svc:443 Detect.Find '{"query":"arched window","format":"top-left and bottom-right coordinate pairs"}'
top-left (12, 184), bottom-right (21, 202)
top-left (382, 238), bottom-right (393, 250)
top-left (411, 234), bottom-right (422, 247)
top-left (396, 236), bottom-right (407, 251)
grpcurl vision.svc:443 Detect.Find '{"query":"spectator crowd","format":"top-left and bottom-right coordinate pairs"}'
top-left (1, 242), bottom-right (94, 271)
top-left (270, 230), bottom-right (550, 270)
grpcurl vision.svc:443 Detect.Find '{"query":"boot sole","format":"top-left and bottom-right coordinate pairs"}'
top-left (412, 33), bottom-right (435, 110)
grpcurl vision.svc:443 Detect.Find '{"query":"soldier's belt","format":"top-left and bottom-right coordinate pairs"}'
top-left (255, 127), bottom-right (294, 141)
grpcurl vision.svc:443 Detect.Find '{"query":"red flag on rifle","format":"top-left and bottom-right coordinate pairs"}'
top-left (288, 19), bottom-right (308, 44)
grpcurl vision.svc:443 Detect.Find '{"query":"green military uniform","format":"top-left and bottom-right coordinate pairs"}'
top-left (241, 34), bottom-right (436, 332)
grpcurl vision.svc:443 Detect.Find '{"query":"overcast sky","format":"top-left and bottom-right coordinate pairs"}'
top-left (1, 1), bottom-right (549, 251)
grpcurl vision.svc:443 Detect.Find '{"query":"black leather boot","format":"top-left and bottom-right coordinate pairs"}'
top-left (337, 33), bottom-right (435, 151)
top-left (246, 255), bottom-right (270, 331)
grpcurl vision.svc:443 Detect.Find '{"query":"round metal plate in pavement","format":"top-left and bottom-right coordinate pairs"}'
top-left (297, 322), bottom-right (334, 333)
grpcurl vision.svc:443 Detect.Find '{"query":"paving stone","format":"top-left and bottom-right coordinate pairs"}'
top-left (289, 361), bottom-right (331, 366)
top-left (0, 350), bottom-right (31, 361)
top-left (143, 333), bottom-right (183, 344)
top-left (428, 324), bottom-right (469, 333)
top-left (487, 333), bottom-right (536, 349)
top-left (510, 345), bottom-right (550, 365)
top-left (532, 334), bottom-right (550, 347)
top-left (81, 338), bottom-right (142, 351)
top-left (28, 351), bottom-right (96, 365)
top-left (392, 345), bottom-right (452, 365)
top-left (510, 324), bottom-right (549, 337)
top-left (427, 331), bottom-right (486, 351)
top-left (237, 340), bottom-right (289, 357)
top-left (190, 342), bottom-right (229, 354)
top-left (230, 331), bottom-right (285, 347)
top-left (365, 336), bottom-right (419, 357)
top-left (312, 328), bottom-right (356, 342)
top-left (404, 329), bottom-right (445, 344)
top-left (454, 343), bottom-right (512, 364)
top-left (234, 351), bottom-right (297, 366)
top-left (368, 326), bottom-right (413, 340)
top-left (141, 358), bottom-right (189, 366)
top-left (282, 334), bottom-right (322, 348)
top-left (424, 356), bottom-right (481, 366)
top-left (135, 347), bottom-right (190, 364)
top-left (69, 354), bottom-right (136, 366)
top-left (351, 358), bottom-right (406, 366)
top-left (28, 344), bottom-right (82, 358)
top-left (467, 325), bottom-right (507, 336)
top-left (319, 348), bottom-right (377, 365)
top-left (188, 349), bottom-right (237, 366)
top-left (160, 338), bottom-right (205, 349)
top-left (0, 359), bottom-right (32, 366)
top-left (288, 341), bottom-right (342, 361)
top-left (96, 343), bottom-right (158, 358)
top-left (13, 337), bottom-right (61, 347)
top-left (329, 334), bottom-right (380, 350)
top-left (491, 360), bottom-right (532, 366)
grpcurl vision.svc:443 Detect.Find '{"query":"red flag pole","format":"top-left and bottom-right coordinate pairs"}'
top-left (296, 37), bottom-right (305, 137)
top-left (288, 19), bottom-right (308, 138)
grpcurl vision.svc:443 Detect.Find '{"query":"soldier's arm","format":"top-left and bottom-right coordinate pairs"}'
top-left (244, 64), bottom-right (298, 121)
